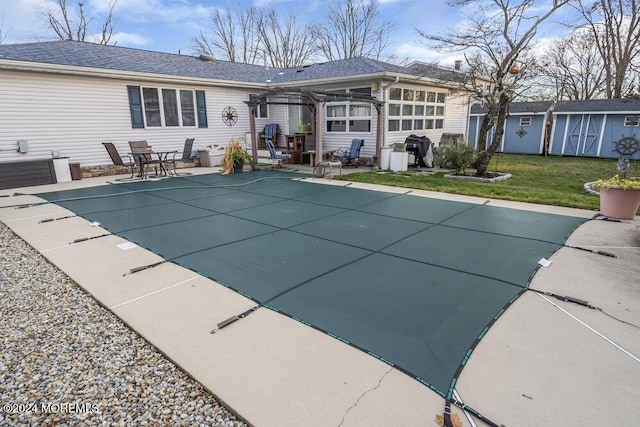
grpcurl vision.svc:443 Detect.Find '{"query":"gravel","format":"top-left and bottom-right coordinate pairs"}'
top-left (0, 222), bottom-right (247, 427)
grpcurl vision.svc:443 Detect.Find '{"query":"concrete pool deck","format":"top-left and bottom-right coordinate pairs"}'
top-left (1, 168), bottom-right (638, 427)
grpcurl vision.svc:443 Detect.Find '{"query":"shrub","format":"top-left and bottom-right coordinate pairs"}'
top-left (434, 139), bottom-right (476, 175)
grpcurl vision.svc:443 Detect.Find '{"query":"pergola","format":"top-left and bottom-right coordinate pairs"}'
top-left (245, 88), bottom-right (385, 170)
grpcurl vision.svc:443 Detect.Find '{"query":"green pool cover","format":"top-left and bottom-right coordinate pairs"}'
top-left (38, 171), bottom-right (587, 396)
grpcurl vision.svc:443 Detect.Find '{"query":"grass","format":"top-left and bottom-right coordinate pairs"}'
top-left (335, 154), bottom-right (628, 211)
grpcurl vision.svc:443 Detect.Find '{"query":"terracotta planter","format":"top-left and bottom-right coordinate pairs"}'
top-left (599, 185), bottom-right (640, 219)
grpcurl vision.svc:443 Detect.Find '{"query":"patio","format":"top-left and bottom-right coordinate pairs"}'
top-left (1, 167), bottom-right (638, 427)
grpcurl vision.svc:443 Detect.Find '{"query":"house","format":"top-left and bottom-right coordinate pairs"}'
top-left (0, 41), bottom-right (475, 182)
top-left (468, 101), bottom-right (554, 154)
top-left (549, 99), bottom-right (640, 158)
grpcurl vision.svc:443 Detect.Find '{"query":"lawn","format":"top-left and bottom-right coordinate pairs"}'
top-left (335, 154), bottom-right (626, 211)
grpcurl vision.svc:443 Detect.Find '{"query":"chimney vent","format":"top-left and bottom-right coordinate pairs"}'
top-left (454, 60), bottom-right (462, 70)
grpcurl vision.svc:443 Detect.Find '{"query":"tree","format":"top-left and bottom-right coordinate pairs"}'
top-left (310, 0), bottom-right (396, 61)
top-left (536, 28), bottom-right (606, 100)
top-left (192, 5), bottom-right (261, 65)
top-left (0, 5), bottom-right (10, 44)
top-left (258, 10), bottom-right (315, 68)
top-left (45, 0), bottom-right (117, 45)
top-left (572, 0), bottom-right (640, 99)
top-left (417, 0), bottom-right (570, 177)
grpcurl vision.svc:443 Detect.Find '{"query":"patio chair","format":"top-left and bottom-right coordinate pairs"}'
top-left (102, 142), bottom-right (137, 179)
top-left (265, 139), bottom-right (291, 168)
top-left (334, 139), bottom-right (364, 167)
top-left (260, 123), bottom-right (280, 147)
top-left (128, 140), bottom-right (160, 178)
top-left (167, 138), bottom-right (195, 176)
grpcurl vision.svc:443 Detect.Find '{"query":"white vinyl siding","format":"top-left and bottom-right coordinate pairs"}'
top-left (0, 70), bottom-right (256, 166)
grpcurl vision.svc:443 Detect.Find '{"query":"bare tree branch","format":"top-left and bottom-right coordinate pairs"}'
top-left (534, 29), bottom-right (606, 100)
top-left (191, 5), bottom-right (261, 64)
top-left (309, 0), bottom-right (396, 62)
top-left (45, 0), bottom-right (117, 45)
top-left (572, 0), bottom-right (640, 99)
top-left (417, 0), bottom-right (569, 177)
top-left (0, 5), bottom-right (13, 44)
top-left (258, 10), bottom-right (314, 68)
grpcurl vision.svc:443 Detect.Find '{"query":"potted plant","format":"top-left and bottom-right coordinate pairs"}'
top-left (222, 139), bottom-right (252, 174)
top-left (593, 174), bottom-right (640, 219)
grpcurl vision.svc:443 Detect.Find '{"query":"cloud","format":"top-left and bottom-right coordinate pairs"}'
top-left (107, 31), bottom-right (151, 46)
top-left (395, 42), bottom-right (464, 67)
top-left (0, 0), bottom-right (53, 43)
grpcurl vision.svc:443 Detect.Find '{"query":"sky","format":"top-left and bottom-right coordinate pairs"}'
top-left (0, 0), bottom-right (573, 66)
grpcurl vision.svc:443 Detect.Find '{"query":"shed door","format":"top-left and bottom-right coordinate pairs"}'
top-left (580, 115), bottom-right (602, 157)
top-left (565, 115), bottom-right (584, 155)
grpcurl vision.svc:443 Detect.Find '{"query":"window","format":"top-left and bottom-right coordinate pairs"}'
top-left (624, 116), bottom-right (640, 127)
top-left (326, 88), bottom-right (373, 133)
top-left (387, 87), bottom-right (446, 132)
top-left (127, 86), bottom-right (207, 128)
top-left (389, 104), bottom-right (401, 116)
top-left (180, 90), bottom-right (196, 126)
top-left (519, 117), bottom-right (532, 126)
top-left (253, 102), bottom-right (268, 118)
top-left (162, 89), bottom-right (179, 127)
top-left (327, 105), bottom-right (346, 117)
top-left (327, 120), bottom-right (347, 132)
top-left (143, 88), bottom-right (161, 127)
top-left (350, 87), bottom-right (372, 96)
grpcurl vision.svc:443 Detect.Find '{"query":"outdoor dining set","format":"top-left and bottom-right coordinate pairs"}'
top-left (102, 138), bottom-right (194, 180)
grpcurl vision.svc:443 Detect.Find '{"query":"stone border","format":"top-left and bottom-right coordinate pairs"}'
top-left (444, 173), bottom-right (512, 183)
top-left (584, 182), bottom-right (600, 196)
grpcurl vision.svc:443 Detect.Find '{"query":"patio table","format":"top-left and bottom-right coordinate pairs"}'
top-left (130, 150), bottom-right (177, 178)
top-left (304, 149), bottom-right (336, 166)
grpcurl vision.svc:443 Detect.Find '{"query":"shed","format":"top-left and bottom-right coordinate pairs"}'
top-left (549, 99), bottom-right (640, 158)
top-left (468, 101), bottom-right (553, 154)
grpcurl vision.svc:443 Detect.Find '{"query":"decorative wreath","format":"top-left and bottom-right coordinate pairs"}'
top-left (222, 107), bottom-right (238, 126)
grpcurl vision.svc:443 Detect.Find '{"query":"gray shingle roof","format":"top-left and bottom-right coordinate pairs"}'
top-left (0, 40), bottom-right (460, 86)
top-left (0, 40), bottom-right (272, 83)
top-left (554, 99), bottom-right (640, 113)
top-left (270, 57), bottom-right (411, 84)
top-left (470, 101), bottom-right (554, 115)
top-left (407, 62), bottom-right (467, 84)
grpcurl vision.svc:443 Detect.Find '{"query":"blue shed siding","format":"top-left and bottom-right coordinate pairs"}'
top-left (471, 100), bottom-right (639, 158)
top-left (502, 115), bottom-right (545, 154)
top-left (550, 113), bottom-right (639, 158)
top-left (549, 115), bottom-right (567, 155)
top-left (468, 115), bottom-right (496, 150)
top-left (601, 115), bottom-right (638, 158)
